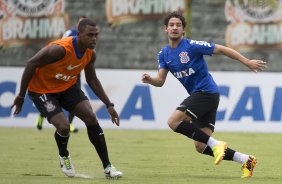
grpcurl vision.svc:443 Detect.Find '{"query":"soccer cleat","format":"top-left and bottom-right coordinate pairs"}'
top-left (104, 164), bottom-right (123, 179)
top-left (69, 123), bottom-right (79, 133)
top-left (241, 155), bottom-right (257, 178)
top-left (58, 155), bottom-right (75, 177)
top-left (212, 141), bottom-right (227, 165)
top-left (36, 114), bottom-right (44, 130)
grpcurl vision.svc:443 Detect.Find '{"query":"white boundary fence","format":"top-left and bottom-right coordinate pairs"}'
top-left (1, 67), bottom-right (282, 132)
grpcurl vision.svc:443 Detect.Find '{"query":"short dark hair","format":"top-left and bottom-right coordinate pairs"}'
top-left (77, 18), bottom-right (97, 32)
top-left (164, 11), bottom-right (186, 28)
top-left (78, 15), bottom-right (87, 21)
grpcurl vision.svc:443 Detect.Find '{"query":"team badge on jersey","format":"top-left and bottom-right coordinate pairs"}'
top-left (44, 101), bottom-right (56, 112)
top-left (179, 52), bottom-right (190, 64)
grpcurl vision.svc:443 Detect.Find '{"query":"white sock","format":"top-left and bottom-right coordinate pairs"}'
top-left (233, 152), bottom-right (249, 164)
top-left (207, 137), bottom-right (219, 148)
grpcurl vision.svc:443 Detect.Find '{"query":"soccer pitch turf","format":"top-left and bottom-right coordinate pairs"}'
top-left (0, 127), bottom-right (281, 184)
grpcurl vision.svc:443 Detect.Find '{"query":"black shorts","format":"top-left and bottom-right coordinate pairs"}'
top-left (176, 92), bottom-right (219, 131)
top-left (28, 84), bottom-right (88, 120)
top-left (75, 74), bottom-right (81, 88)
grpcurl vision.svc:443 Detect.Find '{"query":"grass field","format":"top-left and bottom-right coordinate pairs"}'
top-left (0, 127), bottom-right (281, 184)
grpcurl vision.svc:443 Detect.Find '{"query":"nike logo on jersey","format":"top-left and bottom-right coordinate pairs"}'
top-left (166, 61), bottom-right (172, 64)
top-left (67, 63), bottom-right (82, 70)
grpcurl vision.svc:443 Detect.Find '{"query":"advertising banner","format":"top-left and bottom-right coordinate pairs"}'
top-left (1, 67), bottom-right (282, 132)
top-left (105, 0), bottom-right (188, 26)
top-left (0, 0), bottom-right (69, 49)
top-left (225, 0), bottom-right (282, 50)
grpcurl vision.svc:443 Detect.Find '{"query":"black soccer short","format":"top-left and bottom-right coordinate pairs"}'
top-left (176, 91), bottom-right (219, 131)
top-left (28, 84), bottom-right (88, 121)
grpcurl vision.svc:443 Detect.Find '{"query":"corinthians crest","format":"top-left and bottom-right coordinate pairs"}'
top-left (225, 0), bottom-right (282, 23)
top-left (10, 0), bottom-right (53, 16)
top-left (179, 51), bottom-right (190, 64)
top-left (44, 101), bottom-right (56, 112)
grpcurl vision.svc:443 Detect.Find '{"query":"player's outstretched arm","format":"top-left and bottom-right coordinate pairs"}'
top-left (84, 60), bottom-right (120, 126)
top-left (213, 44), bottom-right (267, 72)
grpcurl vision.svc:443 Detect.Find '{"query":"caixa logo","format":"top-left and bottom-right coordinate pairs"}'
top-left (217, 86), bottom-right (282, 122)
top-left (1, 81), bottom-right (282, 122)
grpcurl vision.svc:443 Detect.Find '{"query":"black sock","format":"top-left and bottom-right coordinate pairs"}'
top-left (54, 131), bottom-right (69, 157)
top-left (68, 113), bottom-right (75, 123)
top-left (87, 124), bottom-right (110, 169)
top-left (174, 121), bottom-right (210, 144)
top-left (224, 148), bottom-right (236, 160)
top-left (202, 145), bottom-right (214, 156)
top-left (202, 146), bottom-right (235, 161)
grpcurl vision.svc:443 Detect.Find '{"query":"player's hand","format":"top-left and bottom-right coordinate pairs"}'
top-left (11, 95), bottom-right (25, 116)
top-left (107, 106), bottom-right (120, 126)
top-left (142, 73), bottom-right (151, 83)
top-left (247, 60), bottom-right (267, 72)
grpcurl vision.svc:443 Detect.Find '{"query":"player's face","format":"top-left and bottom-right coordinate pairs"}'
top-left (78, 25), bottom-right (99, 49)
top-left (165, 17), bottom-right (185, 40)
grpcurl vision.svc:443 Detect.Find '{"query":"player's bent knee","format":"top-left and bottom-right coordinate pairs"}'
top-left (82, 113), bottom-right (99, 125)
top-left (167, 111), bottom-right (189, 130)
top-left (57, 123), bottom-right (70, 135)
top-left (167, 119), bottom-right (178, 130)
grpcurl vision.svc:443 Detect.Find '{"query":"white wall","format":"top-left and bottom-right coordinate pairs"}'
top-left (1, 67), bottom-right (282, 132)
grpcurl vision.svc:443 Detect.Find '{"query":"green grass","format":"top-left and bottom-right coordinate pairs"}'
top-left (0, 127), bottom-right (281, 184)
